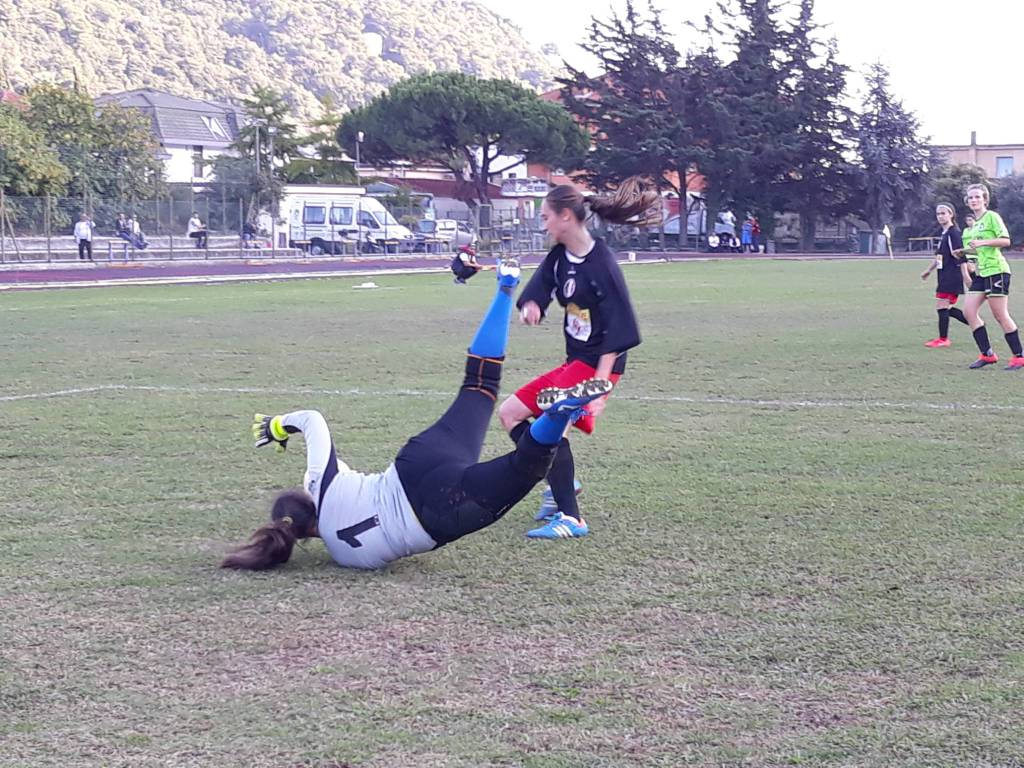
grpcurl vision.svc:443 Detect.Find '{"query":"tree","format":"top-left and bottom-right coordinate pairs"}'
top-left (210, 86), bottom-right (298, 217)
top-left (560, 1), bottom-right (693, 197)
top-left (854, 63), bottom-right (934, 251)
top-left (781, 0), bottom-right (859, 250)
top-left (285, 94), bottom-right (358, 185)
top-left (906, 163), bottom-right (990, 236)
top-left (994, 173), bottom-right (1024, 246)
top-left (0, 106), bottom-right (69, 197)
top-left (338, 72), bottom-right (589, 206)
top-left (21, 83), bottom-right (163, 207)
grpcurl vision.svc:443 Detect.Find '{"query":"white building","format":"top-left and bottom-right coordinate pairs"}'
top-left (96, 89), bottom-right (244, 184)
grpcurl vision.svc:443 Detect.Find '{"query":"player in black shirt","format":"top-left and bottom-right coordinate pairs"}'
top-left (450, 245), bottom-right (489, 284)
top-left (920, 203), bottom-right (970, 348)
top-left (497, 177), bottom-right (658, 539)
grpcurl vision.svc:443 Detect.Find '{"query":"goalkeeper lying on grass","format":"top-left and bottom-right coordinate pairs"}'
top-left (222, 259), bottom-right (613, 571)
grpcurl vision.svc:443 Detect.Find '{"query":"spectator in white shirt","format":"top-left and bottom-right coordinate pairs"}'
top-left (73, 213), bottom-right (94, 261)
top-left (187, 212), bottom-right (208, 248)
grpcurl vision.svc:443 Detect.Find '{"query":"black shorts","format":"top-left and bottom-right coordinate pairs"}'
top-left (969, 272), bottom-right (1011, 297)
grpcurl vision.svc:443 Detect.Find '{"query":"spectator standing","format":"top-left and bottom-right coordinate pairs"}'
top-left (741, 217), bottom-right (754, 252)
top-left (74, 213), bottom-right (94, 261)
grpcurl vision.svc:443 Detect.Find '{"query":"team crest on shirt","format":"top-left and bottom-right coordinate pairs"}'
top-left (565, 302), bottom-right (592, 341)
top-left (563, 278), bottom-right (576, 298)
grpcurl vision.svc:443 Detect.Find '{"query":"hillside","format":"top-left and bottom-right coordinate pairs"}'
top-left (0, 0), bottom-right (558, 119)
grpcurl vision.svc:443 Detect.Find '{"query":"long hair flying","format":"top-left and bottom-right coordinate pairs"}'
top-left (545, 176), bottom-right (662, 228)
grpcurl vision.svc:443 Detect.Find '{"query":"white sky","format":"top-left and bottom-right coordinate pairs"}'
top-left (480, 0), bottom-right (1024, 145)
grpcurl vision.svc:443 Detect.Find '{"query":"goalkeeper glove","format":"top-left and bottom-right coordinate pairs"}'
top-left (252, 413), bottom-right (289, 453)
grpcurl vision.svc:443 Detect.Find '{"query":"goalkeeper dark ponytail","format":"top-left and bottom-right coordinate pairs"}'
top-left (221, 490), bottom-right (317, 570)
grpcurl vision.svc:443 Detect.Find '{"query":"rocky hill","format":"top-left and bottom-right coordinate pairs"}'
top-left (0, 0), bottom-right (557, 119)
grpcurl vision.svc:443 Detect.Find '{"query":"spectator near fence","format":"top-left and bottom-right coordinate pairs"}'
top-left (187, 212), bottom-right (208, 249)
top-left (74, 213), bottom-right (94, 261)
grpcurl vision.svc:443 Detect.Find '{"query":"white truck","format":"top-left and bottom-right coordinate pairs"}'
top-left (280, 184), bottom-right (416, 255)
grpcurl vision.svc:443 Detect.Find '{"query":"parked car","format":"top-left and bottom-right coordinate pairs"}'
top-left (413, 218), bottom-right (476, 251)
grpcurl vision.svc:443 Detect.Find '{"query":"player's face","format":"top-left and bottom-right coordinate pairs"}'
top-left (966, 190), bottom-right (987, 213)
top-left (936, 208), bottom-right (951, 227)
top-left (541, 200), bottom-right (569, 241)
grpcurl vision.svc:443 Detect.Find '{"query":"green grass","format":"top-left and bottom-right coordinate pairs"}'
top-left (2, 260), bottom-right (1024, 767)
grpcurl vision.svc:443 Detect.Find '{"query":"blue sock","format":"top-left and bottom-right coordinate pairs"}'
top-left (529, 411), bottom-right (575, 445)
top-left (468, 285), bottom-right (513, 358)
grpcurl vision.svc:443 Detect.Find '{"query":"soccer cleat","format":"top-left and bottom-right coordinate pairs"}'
top-left (535, 478), bottom-right (584, 521)
top-left (536, 378), bottom-right (614, 416)
top-left (968, 354), bottom-right (999, 369)
top-left (526, 512), bottom-right (589, 539)
top-left (497, 257), bottom-right (521, 289)
top-left (1004, 356), bottom-right (1024, 370)
top-left (252, 413), bottom-right (289, 452)
top-left (924, 338), bottom-right (950, 348)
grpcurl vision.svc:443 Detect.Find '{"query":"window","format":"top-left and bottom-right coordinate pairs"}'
top-left (330, 206), bottom-right (353, 225)
top-left (358, 211), bottom-right (379, 229)
top-left (303, 205), bottom-right (326, 225)
top-left (192, 145), bottom-right (205, 178)
top-left (201, 115), bottom-right (230, 140)
top-left (996, 156), bottom-right (1014, 178)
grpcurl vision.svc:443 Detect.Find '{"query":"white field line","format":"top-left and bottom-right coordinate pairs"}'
top-left (2, 383), bottom-right (1023, 413)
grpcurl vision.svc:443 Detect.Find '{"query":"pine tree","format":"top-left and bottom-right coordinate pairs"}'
top-left (560, 1), bottom-right (694, 197)
top-left (782, 0), bottom-right (858, 250)
top-left (690, 0), bottom-right (795, 231)
top-left (855, 63), bottom-right (934, 252)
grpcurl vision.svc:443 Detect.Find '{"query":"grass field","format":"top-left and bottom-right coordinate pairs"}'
top-left (2, 259), bottom-right (1024, 768)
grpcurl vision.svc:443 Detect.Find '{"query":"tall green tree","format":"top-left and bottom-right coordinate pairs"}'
top-left (285, 94), bottom-right (358, 185)
top-left (993, 173), bottom-right (1024, 246)
top-left (782, 0), bottom-right (858, 250)
top-left (338, 72), bottom-right (589, 206)
top-left (907, 163), bottom-right (990, 236)
top-left (724, 0), bottom-right (795, 217)
top-left (22, 83), bottom-right (163, 206)
top-left (234, 86), bottom-right (301, 178)
top-left (0, 106), bottom-right (69, 196)
top-left (560, 1), bottom-right (692, 197)
top-left (210, 86), bottom-right (299, 217)
top-left (855, 63), bottom-right (934, 251)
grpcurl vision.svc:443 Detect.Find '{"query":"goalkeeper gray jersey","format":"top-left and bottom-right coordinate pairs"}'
top-left (316, 463), bottom-right (436, 570)
top-left (276, 409), bottom-right (436, 570)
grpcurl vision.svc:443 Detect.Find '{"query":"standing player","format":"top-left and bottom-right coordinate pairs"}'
top-left (222, 261), bottom-right (614, 571)
top-left (920, 203), bottom-right (970, 347)
top-left (956, 184), bottom-right (1024, 370)
top-left (497, 178), bottom-right (659, 539)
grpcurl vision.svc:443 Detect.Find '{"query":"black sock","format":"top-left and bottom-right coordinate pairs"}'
top-left (937, 309), bottom-right (950, 339)
top-left (1006, 330), bottom-right (1023, 356)
top-left (949, 307), bottom-right (968, 325)
top-left (509, 420), bottom-right (530, 445)
top-left (546, 439), bottom-right (580, 521)
top-left (973, 326), bottom-right (993, 356)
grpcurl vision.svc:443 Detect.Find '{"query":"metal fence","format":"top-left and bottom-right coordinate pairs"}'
top-left (3, 192), bottom-right (870, 262)
top-left (1, 195), bottom-right (249, 239)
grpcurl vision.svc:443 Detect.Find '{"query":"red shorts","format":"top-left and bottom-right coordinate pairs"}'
top-left (936, 292), bottom-right (959, 304)
top-left (513, 360), bottom-right (621, 435)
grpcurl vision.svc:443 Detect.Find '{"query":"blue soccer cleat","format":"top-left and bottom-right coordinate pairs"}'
top-left (536, 378), bottom-right (613, 416)
top-left (526, 512), bottom-right (590, 539)
top-left (534, 478), bottom-right (584, 521)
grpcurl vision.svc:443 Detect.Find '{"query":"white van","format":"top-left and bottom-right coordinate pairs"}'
top-left (281, 184), bottom-right (416, 255)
